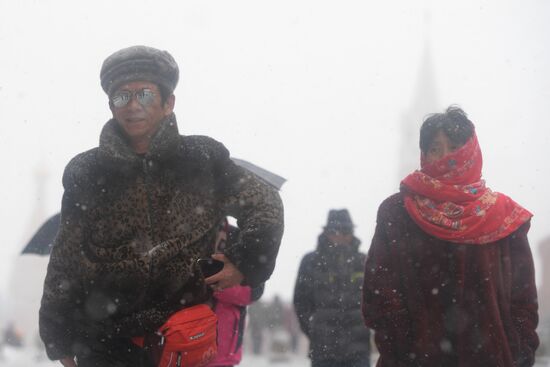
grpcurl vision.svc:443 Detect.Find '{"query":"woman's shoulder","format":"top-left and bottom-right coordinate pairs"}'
top-left (508, 219), bottom-right (531, 240)
top-left (374, 192), bottom-right (416, 232)
top-left (378, 192), bottom-right (406, 215)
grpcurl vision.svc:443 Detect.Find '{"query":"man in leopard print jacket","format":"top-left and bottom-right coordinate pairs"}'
top-left (39, 46), bottom-right (284, 367)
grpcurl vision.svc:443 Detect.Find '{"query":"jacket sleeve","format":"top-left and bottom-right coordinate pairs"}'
top-left (213, 144), bottom-right (284, 288)
top-left (362, 200), bottom-right (412, 363)
top-left (39, 163), bottom-right (86, 360)
top-left (509, 221), bottom-right (539, 367)
top-left (293, 254), bottom-right (315, 338)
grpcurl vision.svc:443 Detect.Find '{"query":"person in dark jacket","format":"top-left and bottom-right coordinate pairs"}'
top-left (294, 209), bottom-right (371, 367)
top-left (39, 46), bottom-right (284, 367)
top-left (362, 106), bottom-right (538, 367)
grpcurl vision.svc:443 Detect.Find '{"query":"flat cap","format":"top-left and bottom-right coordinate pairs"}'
top-left (100, 45), bottom-right (179, 96)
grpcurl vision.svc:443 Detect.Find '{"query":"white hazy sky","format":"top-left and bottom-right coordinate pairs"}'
top-left (1, 0), bottom-right (549, 312)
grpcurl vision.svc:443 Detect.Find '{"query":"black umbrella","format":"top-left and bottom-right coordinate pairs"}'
top-left (21, 213), bottom-right (60, 255)
top-left (231, 158), bottom-right (286, 190)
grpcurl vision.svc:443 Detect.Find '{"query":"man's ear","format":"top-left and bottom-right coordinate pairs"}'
top-left (163, 94), bottom-right (175, 115)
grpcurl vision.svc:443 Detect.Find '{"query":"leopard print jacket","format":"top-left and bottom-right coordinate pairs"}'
top-left (39, 113), bottom-right (284, 360)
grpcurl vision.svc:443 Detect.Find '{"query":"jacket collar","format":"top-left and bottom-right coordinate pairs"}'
top-left (97, 113), bottom-right (180, 170)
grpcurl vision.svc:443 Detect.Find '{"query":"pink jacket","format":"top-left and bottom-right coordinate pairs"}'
top-left (208, 285), bottom-right (253, 366)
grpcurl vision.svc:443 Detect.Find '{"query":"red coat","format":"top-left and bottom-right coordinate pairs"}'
top-left (362, 193), bottom-right (538, 367)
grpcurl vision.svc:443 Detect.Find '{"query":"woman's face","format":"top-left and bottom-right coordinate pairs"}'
top-left (425, 130), bottom-right (462, 163)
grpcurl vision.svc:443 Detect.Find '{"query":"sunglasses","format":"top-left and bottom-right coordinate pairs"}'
top-left (111, 88), bottom-right (156, 108)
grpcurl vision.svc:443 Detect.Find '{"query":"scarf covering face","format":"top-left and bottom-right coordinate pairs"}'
top-left (400, 132), bottom-right (532, 244)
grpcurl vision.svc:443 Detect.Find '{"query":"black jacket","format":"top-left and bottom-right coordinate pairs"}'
top-left (293, 233), bottom-right (370, 361)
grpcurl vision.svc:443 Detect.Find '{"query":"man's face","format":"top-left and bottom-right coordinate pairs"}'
top-left (326, 227), bottom-right (354, 245)
top-left (109, 81), bottom-right (174, 150)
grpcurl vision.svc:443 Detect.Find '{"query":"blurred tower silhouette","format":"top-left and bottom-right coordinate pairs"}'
top-left (397, 10), bottom-right (440, 179)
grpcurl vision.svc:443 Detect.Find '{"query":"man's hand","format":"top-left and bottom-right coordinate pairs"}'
top-left (204, 253), bottom-right (244, 291)
top-left (60, 356), bottom-right (77, 367)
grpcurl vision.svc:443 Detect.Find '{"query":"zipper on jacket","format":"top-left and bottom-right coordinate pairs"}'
top-left (234, 306), bottom-right (247, 353)
top-left (142, 157), bottom-right (156, 298)
top-left (176, 352), bottom-right (182, 367)
top-left (142, 158), bottom-right (155, 240)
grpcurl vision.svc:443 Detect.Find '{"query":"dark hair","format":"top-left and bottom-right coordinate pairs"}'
top-left (419, 106), bottom-right (475, 154)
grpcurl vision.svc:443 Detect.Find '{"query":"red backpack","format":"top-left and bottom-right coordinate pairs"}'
top-left (133, 304), bottom-right (218, 367)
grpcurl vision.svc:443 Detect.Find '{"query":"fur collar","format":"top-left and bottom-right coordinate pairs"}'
top-left (97, 113), bottom-right (180, 170)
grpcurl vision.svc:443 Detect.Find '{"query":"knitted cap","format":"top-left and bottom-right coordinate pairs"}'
top-left (100, 45), bottom-right (179, 96)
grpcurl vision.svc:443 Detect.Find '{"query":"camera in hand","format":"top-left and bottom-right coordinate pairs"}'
top-left (197, 258), bottom-right (224, 277)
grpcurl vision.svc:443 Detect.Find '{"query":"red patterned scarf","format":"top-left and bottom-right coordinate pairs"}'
top-left (400, 133), bottom-right (532, 244)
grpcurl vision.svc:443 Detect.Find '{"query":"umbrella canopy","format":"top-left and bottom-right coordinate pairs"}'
top-left (231, 158), bottom-right (286, 190)
top-left (20, 159), bottom-right (284, 256)
top-left (21, 213), bottom-right (60, 255)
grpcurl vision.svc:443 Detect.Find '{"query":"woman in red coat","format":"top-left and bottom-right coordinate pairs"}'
top-left (362, 106), bottom-right (538, 367)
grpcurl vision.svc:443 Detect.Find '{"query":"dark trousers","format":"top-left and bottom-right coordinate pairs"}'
top-left (312, 356), bottom-right (371, 367)
top-left (76, 338), bottom-right (154, 367)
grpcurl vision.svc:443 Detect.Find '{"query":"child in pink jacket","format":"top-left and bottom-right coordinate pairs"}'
top-left (208, 221), bottom-right (264, 367)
